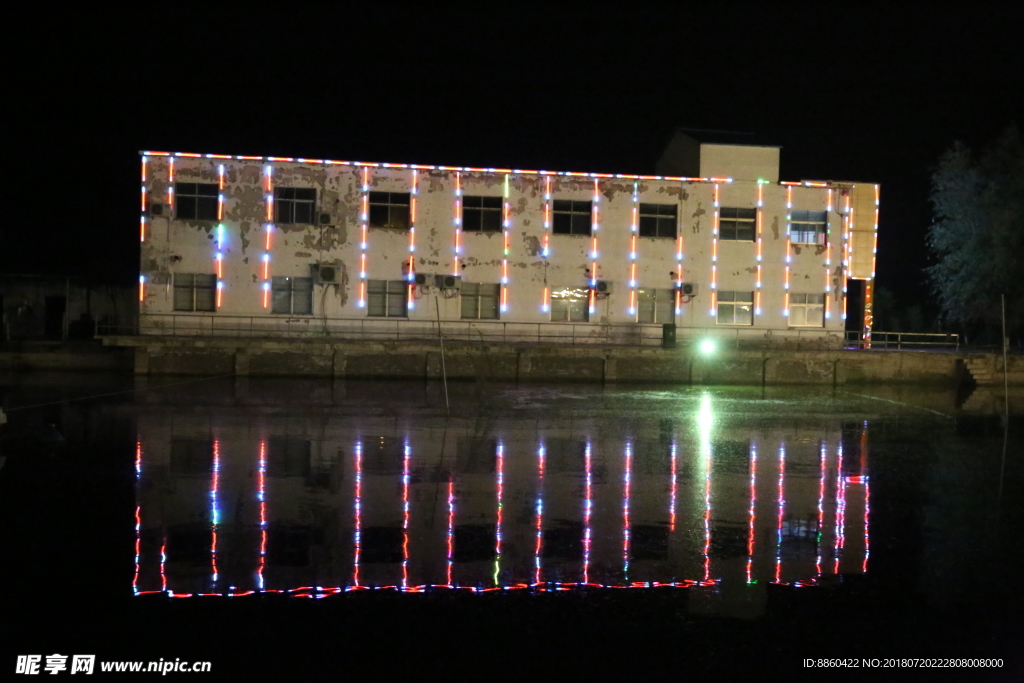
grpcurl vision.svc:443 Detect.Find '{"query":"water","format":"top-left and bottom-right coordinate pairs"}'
top-left (1, 374), bottom-right (1021, 678)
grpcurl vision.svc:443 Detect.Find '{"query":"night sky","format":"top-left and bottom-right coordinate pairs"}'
top-left (5, 7), bottom-right (1021, 316)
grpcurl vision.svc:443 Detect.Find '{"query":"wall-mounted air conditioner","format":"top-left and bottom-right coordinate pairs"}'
top-left (318, 212), bottom-right (334, 225)
top-left (676, 282), bottom-right (698, 296)
top-left (592, 280), bottom-right (614, 294)
top-left (414, 273), bottom-right (429, 286)
top-left (312, 263), bottom-right (338, 284)
top-left (149, 203), bottom-right (166, 217)
top-left (434, 274), bottom-right (462, 290)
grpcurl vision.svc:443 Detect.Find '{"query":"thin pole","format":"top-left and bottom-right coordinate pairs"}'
top-left (435, 296), bottom-right (449, 414)
top-left (1001, 294), bottom-right (1008, 417)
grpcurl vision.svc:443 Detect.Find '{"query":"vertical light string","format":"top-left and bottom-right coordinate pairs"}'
top-left (358, 168), bottom-right (370, 308)
top-left (407, 170), bottom-right (418, 310)
top-left (815, 440), bottom-right (827, 580)
top-left (669, 441), bottom-right (678, 532)
top-left (589, 179), bottom-right (600, 315)
top-left (160, 535), bottom-right (167, 594)
top-left (841, 191), bottom-right (851, 321)
top-left (702, 433), bottom-right (712, 585)
top-left (494, 442), bottom-right (505, 587)
top-left (402, 441), bottom-right (411, 590)
top-left (501, 175), bottom-right (510, 313)
top-left (133, 441), bottom-right (142, 595)
top-left (710, 183), bottom-right (720, 316)
top-left (262, 165), bottom-right (273, 308)
top-left (140, 156), bottom-right (148, 243)
top-left (825, 189), bottom-right (833, 320)
top-left (138, 275), bottom-right (145, 302)
top-left (629, 180), bottom-right (639, 316)
top-left (675, 182), bottom-right (685, 315)
top-left (774, 443), bottom-right (785, 584)
top-left (211, 439), bottom-right (221, 589)
top-left (167, 157), bottom-right (175, 211)
top-left (353, 441), bottom-right (363, 587)
top-left (534, 443), bottom-right (545, 586)
top-left (622, 442), bottom-right (633, 581)
top-left (834, 442), bottom-right (845, 574)
top-left (862, 475), bottom-right (871, 573)
top-left (453, 172), bottom-right (462, 275)
top-left (784, 187), bottom-right (793, 317)
top-left (872, 184), bottom-right (880, 278)
top-left (755, 181), bottom-right (765, 315)
top-left (583, 441), bottom-right (593, 585)
top-left (746, 442), bottom-right (758, 584)
top-left (216, 164), bottom-right (225, 308)
top-left (446, 477), bottom-right (455, 587)
top-left (257, 440), bottom-right (267, 591)
top-left (541, 177), bottom-right (552, 312)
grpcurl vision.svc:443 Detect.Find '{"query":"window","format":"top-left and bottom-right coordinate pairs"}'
top-left (789, 293), bottom-right (824, 327)
top-left (173, 273), bottom-right (216, 312)
top-left (368, 192), bottom-right (411, 230)
top-left (790, 210), bottom-right (827, 244)
top-left (552, 200), bottom-right (592, 235)
top-left (175, 183), bottom-right (218, 221)
top-left (367, 279), bottom-right (408, 317)
top-left (550, 286), bottom-right (589, 322)
top-left (271, 276), bottom-right (313, 315)
top-left (719, 207), bottom-right (756, 241)
top-left (267, 437), bottom-right (312, 477)
top-left (638, 203), bottom-right (677, 238)
top-left (717, 291), bottom-right (753, 325)
top-left (274, 187), bottom-right (316, 225)
top-left (462, 196), bottom-right (502, 232)
top-left (637, 288), bottom-right (675, 324)
top-left (460, 282), bottom-right (500, 319)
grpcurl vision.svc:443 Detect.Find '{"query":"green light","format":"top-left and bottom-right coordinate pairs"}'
top-left (700, 339), bottom-right (716, 356)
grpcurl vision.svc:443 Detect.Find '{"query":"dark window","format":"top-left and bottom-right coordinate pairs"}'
top-left (169, 438), bottom-right (213, 475)
top-left (790, 210), bottom-right (827, 244)
top-left (462, 196), bottom-right (502, 232)
top-left (719, 207), bottom-right (756, 241)
top-left (717, 291), bottom-right (753, 325)
top-left (552, 200), bottom-right (592, 235)
top-left (271, 276), bottom-right (313, 315)
top-left (460, 282), bottom-right (500, 319)
top-left (638, 203), bottom-right (677, 238)
top-left (637, 288), bottom-right (674, 324)
top-left (267, 437), bottom-right (312, 477)
top-left (455, 438), bottom-right (497, 474)
top-left (362, 436), bottom-right (406, 475)
top-left (367, 280), bottom-right (408, 317)
top-left (453, 525), bottom-right (497, 562)
top-left (173, 273), bottom-right (216, 312)
top-left (789, 293), bottom-right (825, 327)
top-left (368, 192), bottom-right (411, 230)
top-left (274, 187), bottom-right (316, 224)
top-left (550, 287), bottom-right (589, 322)
top-left (175, 183), bottom-right (218, 221)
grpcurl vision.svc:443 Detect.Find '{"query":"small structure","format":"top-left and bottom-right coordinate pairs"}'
top-left (131, 135), bottom-right (879, 347)
top-left (0, 275), bottom-right (136, 342)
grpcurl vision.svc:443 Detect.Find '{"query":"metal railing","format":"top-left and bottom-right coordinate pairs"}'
top-left (94, 313), bottom-right (852, 349)
top-left (844, 330), bottom-right (960, 350)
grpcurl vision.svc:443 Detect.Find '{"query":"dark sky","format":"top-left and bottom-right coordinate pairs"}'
top-left (5, 7), bottom-right (1021, 312)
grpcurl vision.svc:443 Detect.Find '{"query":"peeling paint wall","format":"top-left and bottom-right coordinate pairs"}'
top-left (139, 153), bottom-right (874, 340)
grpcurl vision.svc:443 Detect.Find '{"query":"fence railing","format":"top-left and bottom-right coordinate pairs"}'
top-left (93, 314), bottom-right (856, 349)
top-left (844, 331), bottom-right (960, 350)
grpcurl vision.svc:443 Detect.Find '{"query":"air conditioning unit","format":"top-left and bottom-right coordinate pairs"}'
top-left (676, 282), bottom-right (699, 296)
top-left (434, 274), bottom-right (462, 290)
top-left (312, 264), bottom-right (338, 284)
top-left (414, 273), bottom-right (429, 286)
top-left (149, 203), bottom-right (166, 217)
top-left (318, 212), bottom-right (334, 225)
top-left (592, 280), bottom-right (614, 294)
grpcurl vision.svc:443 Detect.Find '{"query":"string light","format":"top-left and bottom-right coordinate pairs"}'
top-left (534, 443), bottom-right (545, 585)
top-left (774, 443), bottom-right (785, 584)
top-left (402, 441), bottom-right (411, 590)
top-left (710, 183), bottom-right (720, 316)
top-left (755, 181), bottom-right (765, 315)
top-left (501, 175), bottom-right (510, 313)
top-left (138, 275), bottom-right (145, 302)
top-left (629, 181), bottom-right (639, 316)
top-left (495, 442), bottom-right (505, 586)
top-left (622, 442), bottom-right (632, 580)
top-left (359, 167), bottom-right (369, 308)
top-left (258, 440), bottom-right (267, 591)
top-left (583, 441), bottom-right (593, 585)
top-left (747, 442), bottom-right (757, 584)
top-left (453, 172), bottom-right (462, 274)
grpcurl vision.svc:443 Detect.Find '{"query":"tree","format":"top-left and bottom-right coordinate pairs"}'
top-left (926, 125), bottom-right (1024, 340)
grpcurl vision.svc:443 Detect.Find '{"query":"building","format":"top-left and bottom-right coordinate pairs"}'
top-left (136, 135), bottom-right (878, 346)
top-left (1, 274), bottom-right (136, 342)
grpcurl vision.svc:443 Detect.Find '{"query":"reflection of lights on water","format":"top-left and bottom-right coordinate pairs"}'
top-left (583, 441), bottom-right (592, 585)
top-left (698, 393), bottom-right (713, 583)
top-left (495, 442), bottom-right (504, 587)
top-left (623, 442), bottom-right (632, 580)
top-left (774, 444), bottom-right (786, 584)
top-left (534, 444), bottom-right (545, 586)
top-left (402, 441), bottom-right (411, 590)
top-left (747, 442), bottom-right (757, 584)
top-left (353, 442), bottom-right (362, 587)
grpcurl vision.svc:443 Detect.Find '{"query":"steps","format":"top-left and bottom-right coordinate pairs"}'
top-left (964, 357), bottom-right (995, 384)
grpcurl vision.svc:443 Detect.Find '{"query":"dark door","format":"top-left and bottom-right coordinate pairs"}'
top-left (0, 294), bottom-right (5, 340)
top-left (44, 296), bottom-right (66, 339)
top-left (845, 280), bottom-right (865, 339)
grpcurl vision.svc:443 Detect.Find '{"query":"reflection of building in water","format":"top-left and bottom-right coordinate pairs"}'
top-left (133, 399), bottom-right (870, 606)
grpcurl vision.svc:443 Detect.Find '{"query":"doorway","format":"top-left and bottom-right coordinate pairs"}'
top-left (44, 296), bottom-right (66, 340)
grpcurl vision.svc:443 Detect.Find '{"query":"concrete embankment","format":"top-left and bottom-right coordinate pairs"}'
top-left (25, 336), bottom-right (1004, 386)
top-left (5, 337), bottom-right (1022, 386)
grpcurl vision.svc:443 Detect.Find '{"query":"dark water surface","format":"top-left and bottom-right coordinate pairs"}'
top-left (1, 374), bottom-right (1022, 679)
